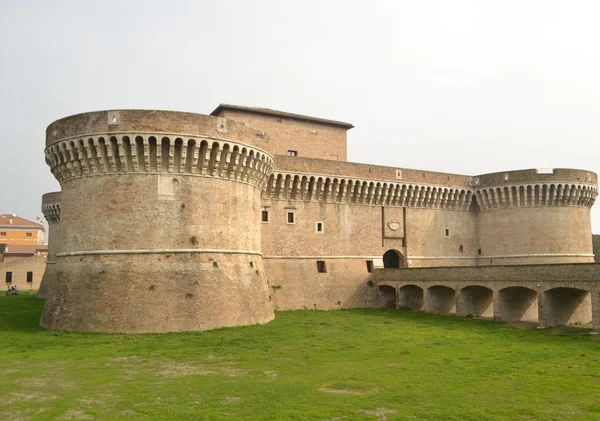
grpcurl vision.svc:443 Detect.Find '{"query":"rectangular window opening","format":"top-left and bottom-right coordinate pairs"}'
top-left (287, 211), bottom-right (295, 224)
top-left (317, 260), bottom-right (327, 273)
top-left (287, 150), bottom-right (298, 157)
top-left (26, 232), bottom-right (32, 237)
top-left (0, 232), bottom-right (5, 236)
top-left (316, 222), bottom-right (323, 233)
top-left (459, 245), bottom-right (464, 253)
top-left (478, 248), bottom-right (482, 256)
top-left (26, 272), bottom-right (33, 283)
top-left (366, 260), bottom-right (373, 273)
top-left (261, 210), bottom-right (269, 223)
top-left (5, 272), bottom-right (12, 283)
top-left (445, 229), bottom-right (449, 237)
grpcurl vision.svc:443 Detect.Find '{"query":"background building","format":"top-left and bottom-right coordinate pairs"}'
top-left (0, 214), bottom-right (47, 291)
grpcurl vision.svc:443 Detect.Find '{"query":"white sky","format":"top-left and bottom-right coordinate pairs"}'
top-left (1, 0), bottom-right (600, 232)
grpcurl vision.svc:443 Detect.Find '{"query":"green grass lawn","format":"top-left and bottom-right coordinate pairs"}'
top-left (2, 295), bottom-right (600, 421)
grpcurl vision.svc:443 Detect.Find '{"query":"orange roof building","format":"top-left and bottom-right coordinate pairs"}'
top-left (0, 214), bottom-right (45, 246)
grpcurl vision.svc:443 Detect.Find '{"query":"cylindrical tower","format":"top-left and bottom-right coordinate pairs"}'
top-left (38, 191), bottom-right (61, 299)
top-left (40, 110), bottom-right (275, 333)
top-left (474, 169), bottom-right (598, 266)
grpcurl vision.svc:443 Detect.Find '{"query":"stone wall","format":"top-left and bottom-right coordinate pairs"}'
top-left (213, 109), bottom-right (349, 161)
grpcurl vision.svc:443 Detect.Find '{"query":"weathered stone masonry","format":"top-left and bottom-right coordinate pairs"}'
top-left (39, 105), bottom-right (599, 333)
top-left (41, 110), bottom-right (275, 333)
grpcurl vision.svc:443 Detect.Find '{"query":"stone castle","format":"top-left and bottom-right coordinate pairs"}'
top-left (38, 105), bottom-right (600, 333)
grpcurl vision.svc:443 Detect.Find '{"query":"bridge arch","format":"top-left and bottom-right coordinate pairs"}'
top-left (398, 284), bottom-right (424, 311)
top-left (426, 285), bottom-right (456, 315)
top-left (458, 285), bottom-right (494, 318)
top-left (378, 285), bottom-right (397, 308)
top-left (498, 286), bottom-right (538, 323)
top-left (543, 287), bottom-right (592, 327)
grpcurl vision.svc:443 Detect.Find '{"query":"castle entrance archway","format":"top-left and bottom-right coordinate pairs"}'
top-left (383, 250), bottom-right (404, 268)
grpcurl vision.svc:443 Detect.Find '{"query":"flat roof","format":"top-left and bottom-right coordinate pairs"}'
top-left (210, 104), bottom-right (354, 129)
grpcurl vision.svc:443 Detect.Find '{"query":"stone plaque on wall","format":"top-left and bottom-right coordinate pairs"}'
top-left (383, 207), bottom-right (404, 238)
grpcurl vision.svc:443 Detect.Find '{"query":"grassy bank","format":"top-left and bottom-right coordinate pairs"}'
top-left (1, 295), bottom-right (600, 420)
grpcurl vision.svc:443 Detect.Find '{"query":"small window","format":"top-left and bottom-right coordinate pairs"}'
top-left (26, 272), bottom-right (33, 283)
top-left (317, 260), bottom-right (327, 273)
top-left (26, 233), bottom-right (32, 237)
top-left (316, 222), bottom-right (323, 233)
top-left (5, 272), bottom-right (12, 283)
top-left (478, 248), bottom-right (482, 256)
top-left (366, 260), bottom-right (373, 273)
top-left (0, 232), bottom-right (5, 236)
top-left (287, 150), bottom-right (298, 157)
top-left (287, 212), bottom-right (295, 224)
top-left (261, 210), bottom-right (269, 223)
top-left (445, 229), bottom-right (449, 237)
top-left (459, 245), bottom-right (463, 253)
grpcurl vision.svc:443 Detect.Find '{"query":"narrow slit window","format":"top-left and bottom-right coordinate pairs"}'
top-left (316, 222), bottom-right (323, 233)
top-left (366, 260), bottom-right (373, 273)
top-left (445, 229), bottom-right (449, 237)
top-left (261, 210), bottom-right (269, 223)
top-left (26, 272), bottom-right (33, 283)
top-left (459, 245), bottom-right (464, 253)
top-left (287, 211), bottom-right (295, 224)
top-left (316, 260), bottom-right (327, 273)
top-left (478, 248), bottom-right (482, 256)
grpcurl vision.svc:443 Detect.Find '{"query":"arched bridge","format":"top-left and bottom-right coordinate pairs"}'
top-left (373, 263), bottom-right (600, 332)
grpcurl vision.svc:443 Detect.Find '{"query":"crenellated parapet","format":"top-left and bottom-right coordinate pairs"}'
top-left (41, 192), bottom-right (61, 224)
top-left (472, 168), bottom-right (598, 211)
top-left (263, 169), bottom-right (598, 213)
top-left (264, 171), bottom-right (475, 211)
top-left (474, 183), bottom-right (597, 211)
top-left (45, 134), bottom-right (274, 190)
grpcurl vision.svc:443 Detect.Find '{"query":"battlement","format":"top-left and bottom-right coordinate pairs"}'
top-left (474, 168), bottom-right (597, 187)
top-left (264, 171), bottom-right (474, 211)
top-left (41, 192), bottom-right (61, 224)
top-left (45, 111), bottom-right (275, 189)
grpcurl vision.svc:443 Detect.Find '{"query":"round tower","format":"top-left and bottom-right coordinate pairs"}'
top-left (38, 191), bottom-right (61, 299)
top-left (474, 169), bottom-right (598, 266)
top-left (40, 110), bottom-right (275, 333)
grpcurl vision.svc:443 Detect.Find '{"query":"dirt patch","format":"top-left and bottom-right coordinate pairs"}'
top-left (7, 392), bottom-right (56, 405)
top-left (319, 388), bottom-right (364, 395)
top-left (110, 355), bottom-right (141, 362)
top-left (58, 409), bottom-right (94, 420)
top-left (264, 370), bottom-right (278, 378)
top-left (160, 367), bottom-right (217, 377)
top-left (358, 408), bottom-right (397, 421)
top-left (222, 396), bottom-right (241, 404)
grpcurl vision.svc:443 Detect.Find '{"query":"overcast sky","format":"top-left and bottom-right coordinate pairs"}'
top-left (2, 0), bottom-right (600, 233)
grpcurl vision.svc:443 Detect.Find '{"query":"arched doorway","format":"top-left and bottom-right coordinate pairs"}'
top-left (383, 250), bottom-right (403, 268)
